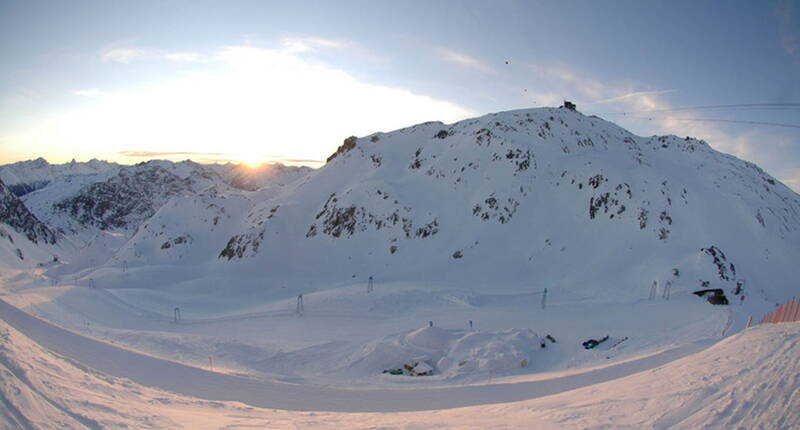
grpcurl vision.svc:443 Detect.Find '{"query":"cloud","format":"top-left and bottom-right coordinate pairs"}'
top-left (97, 37), bottom-right (359, 68)
top-left (163, 52), bottom-right (207, 63)
top-left (118, 150), bottom-right (233, 158)
top-left (776, 0), bottom-right (799, 57)
top-left (72, 89), bottom-right (109, 98)
top-left (100, 38), bottom-right (354, 65)
top-left (117, 150), bottom-right (324, 166)
top-left (529, 64), bottom-right (605, 99)
top-left (529, 63), bottom-right (673, 118)
top-left (101, 46), bottom-right (207, 64)
top-left (783, 173), bottom-right (800, 193)
top-left (437, 47), bottom-right (495, 74)
top-left (278, 36), bottom-right (393, 68)
top-left (101, 48), bottom-right (147, 63)
top-left (34, 42), bottom-right (476, 167)
top-left (587, 89), bottom-right (678, 105)
top-left (523, 91), bottom-right (566, 109)
top-left (280, 36), bottom-right (349, 54)
top-left (275, 158), bottom-right (325, 165)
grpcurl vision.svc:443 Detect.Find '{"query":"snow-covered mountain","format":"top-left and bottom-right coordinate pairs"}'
top-left (4, 106), bottom-right (799, 305)
top-left (214, 162), bottom-right (314, 191)
top-left (109, 107), bottom-right (798, 307)
top-left (51, 161), bottom-right (224, 231)
top-left (11, 159), bottom-right (309, 234)
top-left (0, 157), bottom-right (119, 196)
top-left (0, 158), bottom-right (312, 269)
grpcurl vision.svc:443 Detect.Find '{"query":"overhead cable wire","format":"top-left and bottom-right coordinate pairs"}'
top-left (595, 103), bottom-right (800, 116)
top-left (622, 116), bottom-right (800, 130)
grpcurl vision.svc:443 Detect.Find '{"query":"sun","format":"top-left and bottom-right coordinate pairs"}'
top-left (236, 156), bottom-right (266, 168)
top-left (231, 149), bottom-right (266, 167)
top-left (240, 158), bottom-right (262, 168)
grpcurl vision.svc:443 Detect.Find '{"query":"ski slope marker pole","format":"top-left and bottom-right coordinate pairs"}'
top-left (541, 288), bottom-right (547, 309)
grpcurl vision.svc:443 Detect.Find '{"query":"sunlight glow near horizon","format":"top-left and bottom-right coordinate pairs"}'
top-left (3, 45), bottom-right (476, 167)
top-left (1, 2), bottom-right (798, 192)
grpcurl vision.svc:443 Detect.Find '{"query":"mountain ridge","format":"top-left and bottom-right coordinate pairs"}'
top-left (91, 107), bottom-right (797, 306)
top-left (2, 106), bottom-right (798, 305)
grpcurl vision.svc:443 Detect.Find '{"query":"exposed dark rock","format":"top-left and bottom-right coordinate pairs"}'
top-left (54, 165), bottom-right (193, 230)
top-left (0, 178), bottom-right (57, 244)
top-left (326, 136), bottom-right (358, 163)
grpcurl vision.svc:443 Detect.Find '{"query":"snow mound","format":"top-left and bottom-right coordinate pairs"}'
top-left (345, 326), bottom-right (552, 380)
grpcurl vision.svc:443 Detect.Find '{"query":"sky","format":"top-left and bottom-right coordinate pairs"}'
top-left (1, 0), bottom-right (799, 190)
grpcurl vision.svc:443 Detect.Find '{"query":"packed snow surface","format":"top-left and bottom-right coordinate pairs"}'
top-left (1, 303), bottom-right (797, 428)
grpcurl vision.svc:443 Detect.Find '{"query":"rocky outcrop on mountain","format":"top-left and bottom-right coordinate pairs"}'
top-left (305, 192), bottom-right (439, 240)
top-left (54, 164), bottom-right (196, 230)
top-left (6, 180), bottom-right (50, 197)
top-left (326, 136), bottom-right (358, 163)
top-left (0, 178), bottom-right (57, 244)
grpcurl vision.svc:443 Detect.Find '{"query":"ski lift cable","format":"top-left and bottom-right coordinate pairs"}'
top-left (594, 103), bottom-right (800, 116)
top-left (622, 116), bottom-right (800, 130)
top-left (608, 106), bottom-right (800, 115)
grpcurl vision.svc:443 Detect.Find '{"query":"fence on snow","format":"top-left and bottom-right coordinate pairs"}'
top-left (759, 299), bottom-right (800, 324)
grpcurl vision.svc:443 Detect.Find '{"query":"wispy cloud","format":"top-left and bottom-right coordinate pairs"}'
top-left (783, 172), bottom-right (800, 192)
top-left (118, 150), bottom-right (233, 158)
top-left (72, 89), bottom-right (109, 98)
top-left (587, 89), bottom-right (678, 105)
top-left (776, 0), bottom-right (799, 57)
top-left (437, 47), bottom-right (495, 74)
top-left (163, 52), bottom-right (207, 63)
top-left (276, 158), bottom-right (325, 165)
top-left (118, 150), bottom-right (324, 166)
top-left (280, 36), bottom-right (349, 54)
top-left (101, 48), bottom-right (147, 63)
top-left (101, 46), bottom-right (207, 64)
top-left (529, 64), bottom-right (606, 100)
top-left (100, 38), bottom-right (351, 65)
top-left (529, 63), bottom-right (677, 117)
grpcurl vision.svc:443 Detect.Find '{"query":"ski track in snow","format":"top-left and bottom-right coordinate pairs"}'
top-left (0, 298), bottom-right (713, 413)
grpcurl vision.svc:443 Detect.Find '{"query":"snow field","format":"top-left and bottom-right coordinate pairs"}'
top-left (3, 274), bottom-right (729, 386)
top-left (1, 311), bottom-right (797, 429)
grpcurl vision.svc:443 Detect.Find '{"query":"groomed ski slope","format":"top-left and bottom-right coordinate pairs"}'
top-left (0, 298), bottom-right (713, 412)
top-left (1, 301), bottom-right (797, 429)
